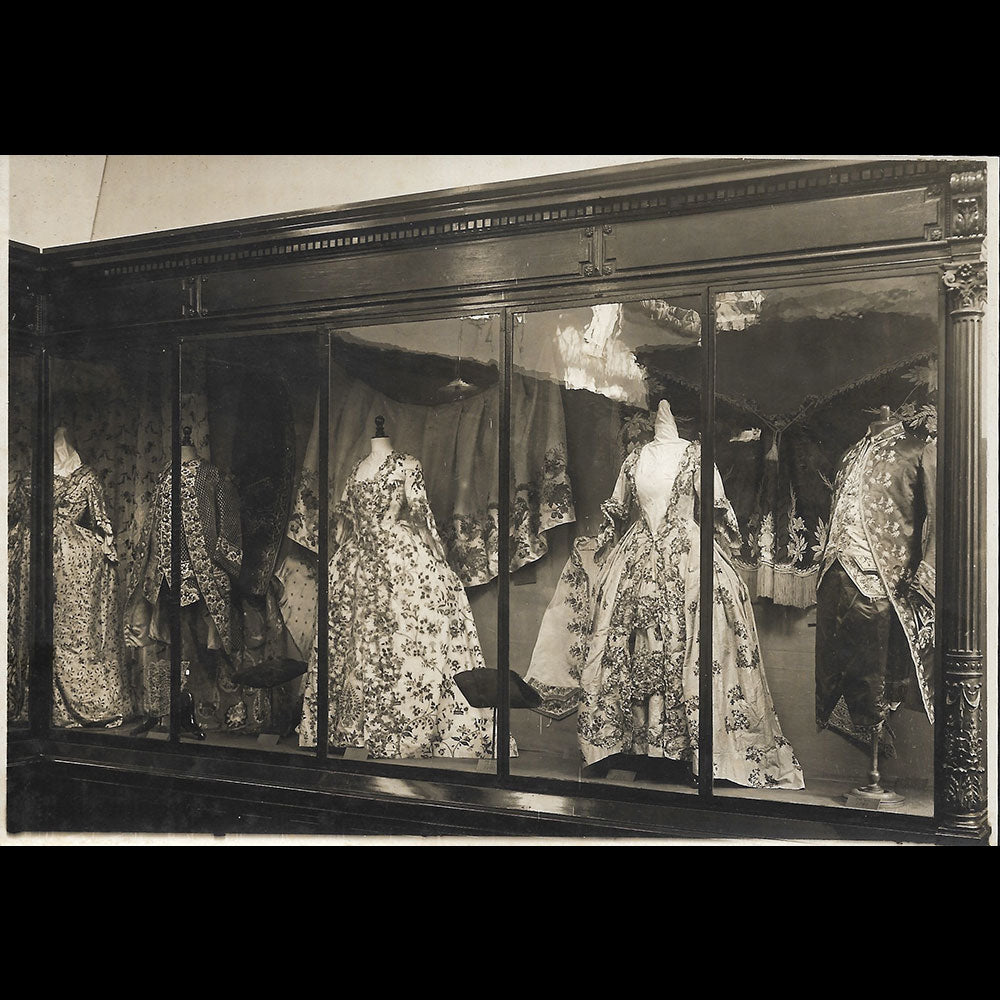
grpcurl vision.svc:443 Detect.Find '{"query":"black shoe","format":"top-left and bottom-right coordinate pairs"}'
top-left (129, 715), bottom-right (161, 737)
top-left (178, 691), bottom-right (207, 740)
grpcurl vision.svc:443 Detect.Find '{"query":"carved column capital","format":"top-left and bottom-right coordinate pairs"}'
top-left (942, 262), bottom-right (987, 313)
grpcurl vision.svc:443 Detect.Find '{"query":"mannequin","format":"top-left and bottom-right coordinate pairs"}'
top-left (46, 425), bottom-right (128, 726)
top-left (354, 415), bottom-right (394, 480)
top-left (129, 428), bottom-right (204, 737)
top-left (816, 404), bottom-right (937, 808)
top-left (572, 396), bottom-right (803, 788)
top-left (868, 404), bottom-right (895, 434)
top-left (299, 413), bottom-right (511, 759)
top-left (180, 428), bottom-right (199, 463)
top-left (53, 425), bottom-right (83, 478)
top-left (125, 426), bottom-right (244, 739)
top-left (857, 407), bottom-right (899, 803)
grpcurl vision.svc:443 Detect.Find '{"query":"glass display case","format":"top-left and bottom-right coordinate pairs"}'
top-left (710, 274), bottom-right (940, 815)
top-left (6, 157), bottom-right (991, 841)
top-left (45, 342), bottom-right (172, 734)
top-left (511, 295), bottom-right (707, 797)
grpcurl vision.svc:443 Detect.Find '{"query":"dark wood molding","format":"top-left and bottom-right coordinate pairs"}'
top-left (8, 242), bottom-right (43, 335)
top-left (33, 158), bottom-right (977, 281)
top-left (7, 736), bottom-right (978, 842)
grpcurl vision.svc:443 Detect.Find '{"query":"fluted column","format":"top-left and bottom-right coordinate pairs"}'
top-left (937, 261), bottom-right (988, 836)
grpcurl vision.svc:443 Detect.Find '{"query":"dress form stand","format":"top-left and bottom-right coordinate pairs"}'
top-left (844, 406), bottom-right (905, 810)
top-left (357, 415), bottom-right (393, 478)
top-left (129, 426), bottom-right (206, 740)
top-left (453, 668), bottom-right (541, 772)
top-left (845, 720), bottom-right (905, 809)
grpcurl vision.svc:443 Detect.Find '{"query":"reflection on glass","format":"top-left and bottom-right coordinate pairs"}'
top-left (49, 347), bottom-right (171, 732)
top-left (712, 276), bottom-right (938, 814)
top-left (7, 352), bottom-right (35, 725)
top-left (515, 298), bottom-right (718, 792)
top-left (294, 317), bottom-right (507, 764)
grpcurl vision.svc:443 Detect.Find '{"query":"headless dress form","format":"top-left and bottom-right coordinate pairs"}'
top-left (577, 399), bottom-right (803, 789)
top-left (354, 415), bottom-right (394, 482)
top-left (299, 415), bottom-right (508, 758)
top-left (816, 405), bottom-right (907, 806)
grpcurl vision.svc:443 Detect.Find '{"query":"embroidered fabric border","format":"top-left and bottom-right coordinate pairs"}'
top-left (180, 462), bottom-right (234, 655)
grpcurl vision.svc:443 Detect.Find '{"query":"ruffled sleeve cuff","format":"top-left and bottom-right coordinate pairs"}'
top-left (101, 532), bottom-right (119, 564)
top-left (714, 497), bottom-right (744, 554)
top-left (595, 497), bottom-right (627, 562)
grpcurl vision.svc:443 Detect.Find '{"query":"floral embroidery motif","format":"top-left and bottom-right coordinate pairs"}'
top-left (179, 462), bottom-right (236, 655)
top-left (299, 452), bottom-right (515, 759)
top-left (786, 486), bottom-right (808, 566)
top-left (17, 467), bottom-right (130, 727)
top-left (577, 440), bottom-right (804, 790)
top-left (820, 423), bottom-right (937, 723)
top-left (524, 536), bottom-right (598, 719)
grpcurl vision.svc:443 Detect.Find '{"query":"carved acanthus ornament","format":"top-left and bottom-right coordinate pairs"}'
top-left (942, 262), bottom-right (987, 313)
top-left (942, 674), bottom-right (986, 814)
top-left (949, 169), bottom-right (986, 238)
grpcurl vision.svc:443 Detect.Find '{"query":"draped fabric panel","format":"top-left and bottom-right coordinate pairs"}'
top-left (641, 351), bottom-right (938, 609)
top-left (717, 352), bottom-right (938, 610)
top-left (280, 366), bottom-right (576, 654)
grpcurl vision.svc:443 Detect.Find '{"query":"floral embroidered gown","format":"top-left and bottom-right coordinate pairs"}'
top-left (578, 439), bottom-right (804, 789)
top-left (17, 467), bottom-right (130, 727)
top-left (299, 451), bottom-right (513, 759)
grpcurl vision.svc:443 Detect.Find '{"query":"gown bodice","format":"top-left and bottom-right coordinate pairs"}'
top-left (346, 456), bottom-right (409, 532)
top-left (339, 452), bottom-right (441, 554)
top-left (632, 441), bottom-right (695, 534)
top-left (55, 467), bottom-right (94, 524)
top-left (54, 465), bottom-right (114, 539)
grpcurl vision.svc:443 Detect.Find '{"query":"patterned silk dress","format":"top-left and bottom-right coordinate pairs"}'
top-left (9, 467), bottom-right (130, 725)
top-left (299, 451), bottom-right (512, 759)
top-left (578, 440), bottom-right (804, 789)
top-left (22, 465), bottom-right (131, 727)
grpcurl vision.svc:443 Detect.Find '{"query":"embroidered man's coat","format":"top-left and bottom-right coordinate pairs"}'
top-left (129, 459), bottom-right (243, 655)
top-left (818, 423), bottom-right (936, 721)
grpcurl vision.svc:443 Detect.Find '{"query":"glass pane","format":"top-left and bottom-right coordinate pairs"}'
top-left (712, 275), bottom-right (938, 815)
top-left (48, 342), bottom-right (170, 735)
top-left (297, 316), bottom-right (503, 769)
top-left (514, 297), bottom-right (705, 794)
top-left (139, 333), bottom-right (320, 751)
top-left (7, 349), bottom-right (35, 727)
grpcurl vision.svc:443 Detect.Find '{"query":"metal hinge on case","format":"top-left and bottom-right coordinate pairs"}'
top-left (181, 275), bottom-right (208, 318)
